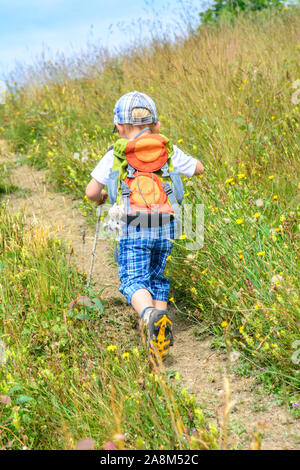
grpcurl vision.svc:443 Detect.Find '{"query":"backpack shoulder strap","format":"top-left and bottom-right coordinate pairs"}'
top-left (107, 139), bottom-right (130, 205)
top-left (158, 138), bottom-right (183, 205)
top-left (113, 138), bottom-right (128, 160)
top-left (158, 133), bottom-right (174, 159)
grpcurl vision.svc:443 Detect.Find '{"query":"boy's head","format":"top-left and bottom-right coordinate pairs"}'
top-left (113, 91), bottom-right (160, 138)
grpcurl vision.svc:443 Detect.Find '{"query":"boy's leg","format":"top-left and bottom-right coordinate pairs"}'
top-left (150, 237), bottom-right (173, 306)
top-left (143, 235), bottom-right (174, 360)
top-left (153, 300), bottom-right (167, 310)
top-left (119, 237), bottom-right (159, 315)
top-left (131, 288), bottom-right (154, 315)
top-left (118, 235), bottom-right (173, 361)
top-left (131, 290), bottom-right (167, 313)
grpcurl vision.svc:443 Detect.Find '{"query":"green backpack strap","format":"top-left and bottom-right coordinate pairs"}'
top-left (158, 135), bottom-right (184, 206)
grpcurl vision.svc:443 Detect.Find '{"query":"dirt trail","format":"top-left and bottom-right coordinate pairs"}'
top-left (0, 141), bottom-right (299, 450)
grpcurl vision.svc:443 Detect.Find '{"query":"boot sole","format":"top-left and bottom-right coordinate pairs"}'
top-left (149, 314), bottom-right (173, 361)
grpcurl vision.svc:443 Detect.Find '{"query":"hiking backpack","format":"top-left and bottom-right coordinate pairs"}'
top-left (107, 128), bottom-right (183, 230)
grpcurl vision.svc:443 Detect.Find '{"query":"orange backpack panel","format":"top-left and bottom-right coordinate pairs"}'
top-left (125, 134), bottom-right (169, 172)
top-left (124, 172), bottom-right (173, 214)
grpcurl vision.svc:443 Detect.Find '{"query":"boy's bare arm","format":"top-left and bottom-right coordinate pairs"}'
top-left (193, 160), bottom-right (204, 175)
top-left (86, 178), bottom-right (108, 205)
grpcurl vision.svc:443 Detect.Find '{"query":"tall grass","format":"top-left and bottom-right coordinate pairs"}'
top-left (0, 6), bottom-right (299, 401)
top-left (0, 201), bottom-right (220, 450)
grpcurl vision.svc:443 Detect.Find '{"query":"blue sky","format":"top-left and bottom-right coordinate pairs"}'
top-left (0, 0), bottom-right (206, 85)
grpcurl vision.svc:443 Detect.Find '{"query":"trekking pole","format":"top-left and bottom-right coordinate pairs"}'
top-left (87, 204), bottom-right (102, 289)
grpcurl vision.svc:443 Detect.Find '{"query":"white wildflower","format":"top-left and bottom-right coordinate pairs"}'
top-left (229, 350), bottom-right (240, 363)
top-left (271, 274), bottom-right (283, 289)
top-left (252, 67), bottom-right (259, 81)
top-left (255, 198), bottom-right (264, 208)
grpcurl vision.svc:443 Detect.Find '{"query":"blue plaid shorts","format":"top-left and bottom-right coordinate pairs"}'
top-left (118, 221), bottom-right (174, 305)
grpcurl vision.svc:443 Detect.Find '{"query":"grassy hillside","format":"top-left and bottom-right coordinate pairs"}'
top-left (0, 5), bottom-right (299, 409)
top-left (0, 193), bottom-right (221, 449)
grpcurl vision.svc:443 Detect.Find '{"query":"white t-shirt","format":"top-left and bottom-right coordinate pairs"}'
top-left (91, 145), bottom-right (197, 185)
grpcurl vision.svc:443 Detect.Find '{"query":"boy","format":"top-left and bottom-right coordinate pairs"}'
top-left (86, 91), bottom-right (204, 360)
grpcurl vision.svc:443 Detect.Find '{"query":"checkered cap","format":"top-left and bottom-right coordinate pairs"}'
top-left (113, 91), bottom-right (158, 127)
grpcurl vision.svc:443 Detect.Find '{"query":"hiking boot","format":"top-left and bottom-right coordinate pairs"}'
top-left (142, 308), bottom-right (173, 361)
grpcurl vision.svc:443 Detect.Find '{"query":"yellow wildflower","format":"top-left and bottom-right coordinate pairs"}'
top-left (225, 178), bottom-right (234, 184)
